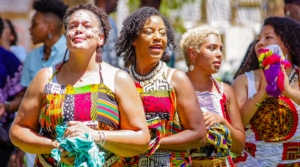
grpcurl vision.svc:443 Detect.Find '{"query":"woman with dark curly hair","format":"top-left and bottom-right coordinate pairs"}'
top-left (115, 7), bottom-right (207, 166)
top-left (9, 3), bottom-right (150, 166)
top-left (232, 16), bottom-right (300, 166)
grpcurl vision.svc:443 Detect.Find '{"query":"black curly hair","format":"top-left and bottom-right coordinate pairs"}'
top-left (33, 0), bottom-right (68, 20)
top-left (0, 17), bottom-right (3, 38)
top-left (115, 6), bottom-right (176, 65)
top-left (235, 16), bottom-right (300, 78)
top-left (63, 3), bottom-right (111, 45)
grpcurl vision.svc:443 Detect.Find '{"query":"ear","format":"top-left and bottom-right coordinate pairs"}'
top-left (187, 48), bottom-right (196, 61)
top-left (98, 34), bottom-right (104, 47)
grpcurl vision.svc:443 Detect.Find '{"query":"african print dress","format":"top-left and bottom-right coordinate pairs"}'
top-left (234, 69), bottom-right (300, 167)
top-left (35, 65), bottom-right (120, 167)
top-left (123, 61), bottom-right (189, 167)
top-left (190, 77), bottom-right (233, 167)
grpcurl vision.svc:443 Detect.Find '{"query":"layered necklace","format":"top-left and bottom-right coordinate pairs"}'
top-left (288, 68), bottom-right (298, 86)
top-left (129, 61), bottom-right (164, 87)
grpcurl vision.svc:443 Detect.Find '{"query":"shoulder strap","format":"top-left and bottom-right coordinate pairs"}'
top-left (166, 68), bottom-right (176, 84)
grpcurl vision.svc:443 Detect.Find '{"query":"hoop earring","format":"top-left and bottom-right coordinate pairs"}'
top-left (189, 64), bottom-right (194, 71)
top-left (96, 46), bottom-right (102, 63)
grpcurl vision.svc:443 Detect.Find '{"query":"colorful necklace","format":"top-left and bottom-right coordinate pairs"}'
top-left (129, 61), bottom-right (164, 87)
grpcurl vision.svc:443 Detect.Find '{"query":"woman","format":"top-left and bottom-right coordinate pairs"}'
top-left (232, 16), bottom-right (300, 166)
top-left (115, 7), bottom-right (207, 166)
top-left (0, 16), bottom-right (24, 167)
top-left (9, 4), bottom-right (150, 167)
top-left (180, 25), bottom-right (245, 167)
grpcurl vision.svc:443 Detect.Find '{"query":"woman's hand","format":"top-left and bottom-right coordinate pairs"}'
top-left (203, 111), bottom-right (225, 127)
top-left (63, 121), bottom-right (94, 138)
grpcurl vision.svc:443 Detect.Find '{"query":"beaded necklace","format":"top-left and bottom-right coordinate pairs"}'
top-left (129, 61), bottom-right (164, 87)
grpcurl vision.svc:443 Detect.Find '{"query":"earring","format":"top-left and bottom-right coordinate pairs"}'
top-left (285, 53), bottom-right (289, 60)
top-left (189, 64), bottom-right (194, 71)
top-left (286, 11), bottom-right (290, 16)
top-left (48, 32), bottom-right (52, 39)
top-left (96, 46), bottom-right (102, 63)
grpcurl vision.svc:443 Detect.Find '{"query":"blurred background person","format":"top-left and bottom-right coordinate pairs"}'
top-left (284, 0), bottom-right (300, 21)
top-left (0, 16), bottom-right (24, 167)
top-left (94, 0), bottom-right (120, 68)
top-left (0, 19), bottom-right (27, 63)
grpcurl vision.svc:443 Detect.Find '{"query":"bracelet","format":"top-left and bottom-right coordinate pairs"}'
top-left (4, 101), bottom-right (10, 112)
top-left (255, 102), bottom-right (262, 108)
top-left (98, 130), bottom-right (106, 147)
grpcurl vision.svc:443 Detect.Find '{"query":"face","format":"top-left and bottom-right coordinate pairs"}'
top-left (133, 15), bottom-right (167, 61)
top-left (1, 20), bottom-right (15, 45)
top-left (191, 34), bottom-right (223, 74)
top-left (255, 25), bottom-right (287, 57)
top-left (286, 3), bottom-right (300, 22)
top-left (29, 12), bottom-right (49, 45)
top-left (66, 10), bottom-right (103, 52)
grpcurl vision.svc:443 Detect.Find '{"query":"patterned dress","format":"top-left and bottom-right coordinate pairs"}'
top-left (124, 61), bottom-right (190, 167)
top-left (190, 77), bottom-right (233, 167)
top-left (234, 68), bottom-right (300, 167)
top-left (35, 64), bottom-right (120, 167)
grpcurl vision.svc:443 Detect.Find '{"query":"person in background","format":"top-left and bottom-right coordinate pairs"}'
top-left (285, 0), bottom-right (300, 22)
top-left (180, 25), bottom-right (245, 167)
top-left (95, 0), bottom-right (120, 68)
top-left (9, 3), bottom-right (150, 166)
top-left (115, 6), bottom-right (207, 166)
top-left (232, 16), bottom-right (300, 166)
top-left (0, 19), bottom-right (27, 63)
top-left (14, 0), bottom-right (69, 166)
top-left (0, 16), bottom-right (24, 167)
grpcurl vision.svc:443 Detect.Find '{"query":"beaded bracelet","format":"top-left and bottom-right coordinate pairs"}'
top-left (98, 131), bottom-right (106, 147)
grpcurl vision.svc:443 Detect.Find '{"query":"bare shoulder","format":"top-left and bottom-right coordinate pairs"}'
top-left (231, 73), bottom-right (248, 88)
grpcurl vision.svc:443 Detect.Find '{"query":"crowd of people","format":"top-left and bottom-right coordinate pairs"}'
top-left (1, 0), bottom-right (300, 166)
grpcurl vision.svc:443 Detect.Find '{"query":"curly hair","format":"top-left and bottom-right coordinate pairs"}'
top-left (0, 17), bottom-right (3, 38)
top-left (63, 3), bottom-right (111, 45)
top-left (115, 6), bottom-right (176, 65)
top-left (33, 0), bottom-right (68, 20)
top-left (235, 16), bottom-right (300, 77)
top-left (180, 25), bottom-right (220, 67)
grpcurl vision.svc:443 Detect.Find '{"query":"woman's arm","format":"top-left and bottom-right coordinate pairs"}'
top-left (94, 70), bottom-right (150, 157)
top-left (9, 68), bottom-right (60, 154)
top-left (231, 71), bottom-right (268, 126)
top-left (159, 69), bottom-right (207, 150)
top-left (223, 84), bottom-right (245, 154)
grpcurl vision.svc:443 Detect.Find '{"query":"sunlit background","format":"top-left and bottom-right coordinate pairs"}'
top-left (0, 0), bottom-right (286, 83)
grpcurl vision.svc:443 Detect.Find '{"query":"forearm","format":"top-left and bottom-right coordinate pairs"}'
top-left (241, 91), bottom-right (268, 126)
top-left (6, 90), bottom-right (25, 112)
top-left (159, 130), bottom-right (206, 150)
top-left (92, 129), bottom-right (149, 157)
top-left (222, 121), bottom-right (245, 154)
top-left (283, 87), bottom-right (300, 105)
top-left (10, 125), bottom-right (59, 154)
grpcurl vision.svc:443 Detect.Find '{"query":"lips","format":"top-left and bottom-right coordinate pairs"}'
top-left (72, 36), bottom-right (86, 43)
top-left (149, 45), bottom-right (163, 53)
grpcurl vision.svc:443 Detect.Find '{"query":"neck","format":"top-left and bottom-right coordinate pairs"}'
top-left (134, 61), bottom-right (161, 76)
top-left (43, 34), bottom-right (61, 60)
top-left (187, 71), bottom-right (214, 92)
